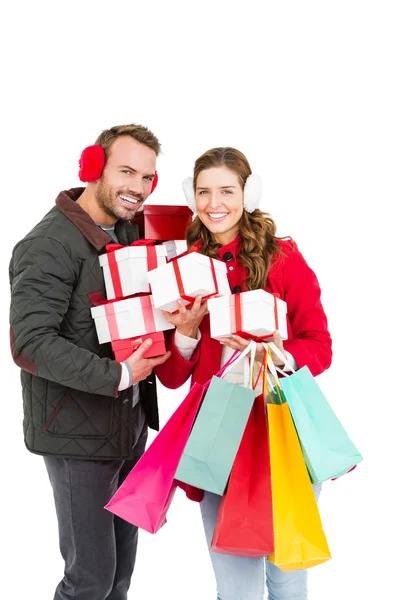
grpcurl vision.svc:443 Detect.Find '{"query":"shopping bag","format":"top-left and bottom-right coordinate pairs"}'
top-left (265, 342), bottom-right (363, 483)
top-left (105, 382), bottom-right (206, 533)
top-left (175, 342), bottom-right (258, 495)
top-left (211, 393), bottom-right (274, 556)
top-left (264, 350), bottom-right (331, 571)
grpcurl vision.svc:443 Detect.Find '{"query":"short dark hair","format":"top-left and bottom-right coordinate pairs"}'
top-left (95, 123), bottom-right (161, 157)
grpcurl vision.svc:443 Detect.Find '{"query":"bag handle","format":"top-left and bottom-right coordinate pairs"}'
top-left (220, 340), bottom-right (257, 389)
top-left (244, 341), bottom-right (257, 389)
top-left (262, 341), bottom-right (295, 376)
top-left (215, 349), bottom-right (241, 379)
top-left (197, 350), bottom-right (240, 394)
top-left (261, 346), bottom-right (285, 405)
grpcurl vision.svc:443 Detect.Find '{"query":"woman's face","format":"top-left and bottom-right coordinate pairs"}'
top-left (195, 166), bottom-right (244, 245)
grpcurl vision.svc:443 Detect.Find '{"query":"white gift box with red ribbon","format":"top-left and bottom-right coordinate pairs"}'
top-left (208, 289), bottom-right (288, 341)
top-left (162, 240), bottom-right (188, 261)
top-left (91, 295), bottom-right (174, 344)
top-left (99, 245), bottom-right (168, 300)
top-left (148, 252), bottom-right (231, 312)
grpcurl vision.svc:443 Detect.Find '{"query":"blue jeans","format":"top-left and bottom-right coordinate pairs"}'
top-left (200, 484), bottom-right (322, 600)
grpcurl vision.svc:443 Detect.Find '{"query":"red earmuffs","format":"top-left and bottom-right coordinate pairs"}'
top-left (78, 144), bottom-right (158, 193)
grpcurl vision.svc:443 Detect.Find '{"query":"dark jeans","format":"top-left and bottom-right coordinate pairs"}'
top-left (44, 403), bottom-right (147, 600)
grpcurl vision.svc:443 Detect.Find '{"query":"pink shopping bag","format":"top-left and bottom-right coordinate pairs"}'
top-left (105, 382), bottom-right (206, 533)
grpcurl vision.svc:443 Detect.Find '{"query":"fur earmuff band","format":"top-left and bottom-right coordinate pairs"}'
top-left (182, 177), bottom-right (197, 212)
top-left (79, 145), bottom-right (105, 183)
top-left (181, 174), bottom-right (262, 214)
top-left (78, 144), bottom-right (158, 192)
top-left (243, 174), bottom-right (262, 213)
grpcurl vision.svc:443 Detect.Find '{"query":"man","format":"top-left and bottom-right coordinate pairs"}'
top-left (9, 124), bottom-right (171, 600)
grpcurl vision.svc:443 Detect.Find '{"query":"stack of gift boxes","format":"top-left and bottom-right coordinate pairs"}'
top-left (91, 205), bottom-right (190, 361)
top-left (91, 204), bottom-right (289, 361)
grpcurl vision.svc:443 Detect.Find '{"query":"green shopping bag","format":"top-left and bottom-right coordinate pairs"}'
top-left (264, 342), bottom-right (363, 483)
top-left (175, 342), bottom-right (257, 495)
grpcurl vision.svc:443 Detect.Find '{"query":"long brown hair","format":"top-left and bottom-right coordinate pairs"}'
top-left (186, 147), bottom-right (290, 290)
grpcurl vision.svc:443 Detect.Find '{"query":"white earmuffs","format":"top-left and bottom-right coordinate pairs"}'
top-left (182, 174), bottom-right (262, 214)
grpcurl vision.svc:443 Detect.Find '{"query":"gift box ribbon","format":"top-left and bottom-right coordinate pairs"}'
top-left (104, 240), bottom-right (161, 299)
top-left (172, 253), bottom-right (219, 308)
top-left (167, 245), bottom-right (198, 263)
top-left (230, 292), bottom-right (280, 342)
top-left (113, 331), bottom-right (164, 352)
top-left (89, 293), bottom-right (156, 341)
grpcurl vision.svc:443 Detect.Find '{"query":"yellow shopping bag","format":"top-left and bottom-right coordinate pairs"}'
top-left (263, 350), bottom-right (331, 571)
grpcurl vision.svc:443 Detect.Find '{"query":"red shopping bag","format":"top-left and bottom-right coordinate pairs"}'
top-left (105, 382), bottom-right (206, 533)
top-left (211, 393), bottom-right (274, 556)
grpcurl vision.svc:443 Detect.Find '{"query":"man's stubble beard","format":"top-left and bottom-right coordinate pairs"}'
top-left (95, 178), bottom-right (123, 221)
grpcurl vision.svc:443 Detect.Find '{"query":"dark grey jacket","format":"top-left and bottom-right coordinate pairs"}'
top-left (9, 188), bottom-right (159, 460)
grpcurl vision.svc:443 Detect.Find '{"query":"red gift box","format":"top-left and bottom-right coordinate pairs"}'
top-left (131, 205), bottom-right (193, 241)
top-left (111, 331), bottom-right (166, 361)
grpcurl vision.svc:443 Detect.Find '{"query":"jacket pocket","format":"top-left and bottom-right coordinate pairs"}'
top-left (43, 383), bottom-right (114, 439)
top-left (43, 391), bottom-right (70, 431)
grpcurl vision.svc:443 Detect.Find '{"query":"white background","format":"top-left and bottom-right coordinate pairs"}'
top-left (0, 1), bottom-right (398, 598)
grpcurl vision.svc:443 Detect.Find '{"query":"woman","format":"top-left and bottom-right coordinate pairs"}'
top-left (156, 147), bottom-right (332, 600)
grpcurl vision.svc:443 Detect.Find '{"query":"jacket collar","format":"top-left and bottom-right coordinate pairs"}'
top-left (55, 188), bottom-right (138, 250)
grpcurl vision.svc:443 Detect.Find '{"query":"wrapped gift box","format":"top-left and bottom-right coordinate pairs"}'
top-left (91, 295), bottom-right (175, 344)
top-left (148, 252), bottom-right (231, 312)
top-left (208, 289), bottom-right (288, 341)
top-left (99, 245), bottom-right (167, 300)
top-left (131, 205), bottom-right (193, 241)
top-left (162, 240), bottom-right (188, 261)
top-left (112, 331), bottom-right (166, 361)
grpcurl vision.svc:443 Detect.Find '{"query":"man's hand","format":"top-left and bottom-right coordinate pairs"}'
top-left (123, 339), bottom-right (171, 383)
top-left (161, 295), bottom-right (208, 339)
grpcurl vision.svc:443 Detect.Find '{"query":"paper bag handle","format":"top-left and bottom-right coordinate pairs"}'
top-left (261, 346), bottom-right (285, 405)
top-left (220, 340), bottom-right (257, 389)
top-left (262, 341), bottom-right (295, 376)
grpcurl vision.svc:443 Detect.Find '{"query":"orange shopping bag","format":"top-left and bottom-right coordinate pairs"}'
top-left (264, 349), bottom-right (331, 571)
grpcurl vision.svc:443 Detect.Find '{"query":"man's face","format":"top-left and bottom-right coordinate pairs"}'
top-left (95, 136), bottom-right (157, 221)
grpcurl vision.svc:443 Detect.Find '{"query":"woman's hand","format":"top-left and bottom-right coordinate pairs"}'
top-left (161, 295), bottom-right (209, 339)
top-left (219, 330), bottom-right (287, 366)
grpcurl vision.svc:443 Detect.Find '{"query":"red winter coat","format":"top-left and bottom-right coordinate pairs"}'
top-left (156, 235), bottom-right (332, 501)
